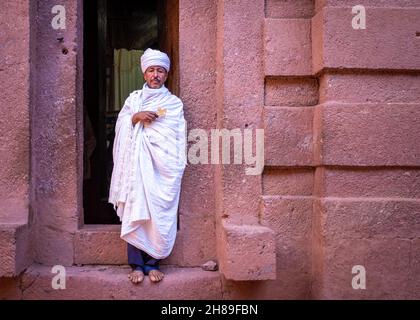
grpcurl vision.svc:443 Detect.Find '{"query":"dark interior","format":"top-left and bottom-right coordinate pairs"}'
top-left (83, 0), bottom-right (176, 224)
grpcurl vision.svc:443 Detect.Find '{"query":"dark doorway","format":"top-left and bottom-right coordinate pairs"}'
top-left (83, 0), bottom-right (179, 224)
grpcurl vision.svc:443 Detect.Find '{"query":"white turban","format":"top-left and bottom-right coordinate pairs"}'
top-left (140, 48), bottom-right (170, 73)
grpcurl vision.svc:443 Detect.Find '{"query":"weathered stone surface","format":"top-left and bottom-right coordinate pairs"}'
top-left (74, 225), bottom-right (200, 267)
top-left (178, 0), bottom-right (218, 267)
top-left (264, 106), bottom-right (314, 166)
top-left (317, 103), bottom-right (420, 166)
top-left (0, 0), bottom-right (30, 225)
top-left (319, 73), bottom-right (420, 104)
top-left (265, 19), bottom-right (312, 76)
top-left (320, 199), bottom-right (420, 240)
top-left (261, 196), bottom-right (313, 237)
top-left (219, 223), bottom-right (276, 281)
top-left (31, 0), bottom-right (82, 266)
top-left (318, 168), bottom-right (420, 198)
top-left (260, 196), bottom-right (312, 289)
top-left (74, 225), bottom-right (127, 265)
top-left (312, 197), bottom-right (420, 299)
top-left (263, 168), bottom-right (314, 196)
top-left (0, 223), bottom-right (31, 277)
top-left (221, 271), bottom-right (311, 299)
top-left (312, 7), bottom-right (420, 72)
top-left (214, 0), bottom-right (265, 228)
top-left (20, 264), bottom-right (222, 300)
top-left (265, 77), bottom-right (318, 106)
top-left (315, 0), bottom-right (420, 11)
top-left (218, 0), bottom-right (265, 109)
top-left (178, 215), bottom-right (217, 266)
top-left (219, 161), bottom-right (262, 225)
top-left (317, 238), bottom-right (412, 299)
top-left (266, 0), bottom-right (314, 18)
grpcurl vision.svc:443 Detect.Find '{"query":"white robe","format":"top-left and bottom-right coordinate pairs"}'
top-left (109, 84), bottom-right (186, 259)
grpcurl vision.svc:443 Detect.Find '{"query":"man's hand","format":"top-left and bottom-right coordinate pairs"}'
top-left (132, 111), bottom-right (159, 126)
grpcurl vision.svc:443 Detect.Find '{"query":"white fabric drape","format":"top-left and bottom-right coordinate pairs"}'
top-left (109, 83), bottom-right (187, 259)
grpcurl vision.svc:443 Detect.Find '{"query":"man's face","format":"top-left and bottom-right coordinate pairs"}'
top-left (144, 66), bottom-right (168, 89)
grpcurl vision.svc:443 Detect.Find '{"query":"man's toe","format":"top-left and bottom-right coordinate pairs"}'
top-left (149, 270), bottom-right (164, 282)
top-left (129, 271), bottom-right (144, 284)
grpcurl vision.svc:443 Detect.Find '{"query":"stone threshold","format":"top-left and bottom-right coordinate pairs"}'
top-left (74, 224), bottom-right (183, 266)
top-left (74, 225), bottom-right (126, 265)
top-left (18, 264), bottom-right (222, 300)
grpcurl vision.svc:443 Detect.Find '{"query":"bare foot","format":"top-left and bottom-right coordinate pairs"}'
top-left (128, 270), bottom-right (144, 284)
top-left (149, 269), bottom-right (164, 282)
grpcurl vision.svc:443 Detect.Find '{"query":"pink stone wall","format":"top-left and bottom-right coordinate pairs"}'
top-left (312, 0), bottom-right (420, 299)
top-left (0, 0), bottom-right (33, 278)
top-left (177, 0), bottom-right (218, 266)
top-left (30, 0), bottom-right (84, 266)
top-left (1, 0), bottom-right (420, 300)
top-left (0, 0), bottom-right (31, 225)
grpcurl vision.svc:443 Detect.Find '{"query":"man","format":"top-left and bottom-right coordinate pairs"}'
top-left (109, 48), bottom-right (186, 284)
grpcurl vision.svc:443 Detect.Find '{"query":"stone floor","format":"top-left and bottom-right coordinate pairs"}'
top-left (0, 264), bottom-right (223, 300)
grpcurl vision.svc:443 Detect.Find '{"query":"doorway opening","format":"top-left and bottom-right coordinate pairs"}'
top-left (83, 0), bottom-right (179, 224)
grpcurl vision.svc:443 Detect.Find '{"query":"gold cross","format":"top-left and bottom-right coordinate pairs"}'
top-left (156, 106), bottom-right (167, 117)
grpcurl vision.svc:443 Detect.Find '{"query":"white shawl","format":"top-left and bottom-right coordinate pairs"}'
top-left (109, 84), bottom-right (186, 259)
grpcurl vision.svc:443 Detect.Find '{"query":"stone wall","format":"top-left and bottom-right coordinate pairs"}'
top-left (1, 0), bottom-right (419, 299)
top-left (0, 0), bottom-right (32, 278)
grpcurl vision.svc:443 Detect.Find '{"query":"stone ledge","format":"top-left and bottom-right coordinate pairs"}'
top-left (0, 222), bottom-right (32, 277)
top-left (20, 264), bottom-right (222, 300)
top-left (74, 225), bottom-right (126, 265)
top-left (219, 223), bottom-right (277, 281)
